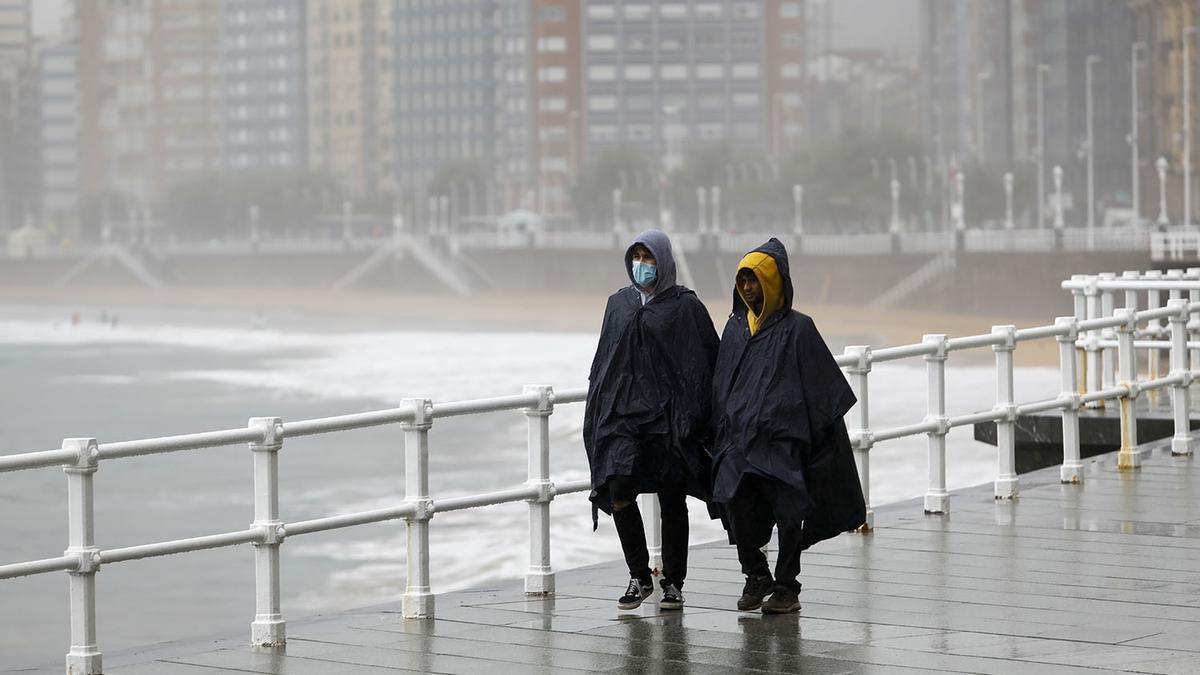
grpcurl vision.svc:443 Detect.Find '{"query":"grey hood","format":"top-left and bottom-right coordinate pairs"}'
top-left (624, 228), bottom-right (677, 295)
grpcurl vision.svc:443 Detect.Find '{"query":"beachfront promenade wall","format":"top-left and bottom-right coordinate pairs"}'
top-left (1, 268), bottom-right (1198, 674)
top-left (0, 233), bottom-right (1156, 317)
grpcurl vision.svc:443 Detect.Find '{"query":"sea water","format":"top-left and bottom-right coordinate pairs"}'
top-left (0, 308), bottom-right (1061, 668)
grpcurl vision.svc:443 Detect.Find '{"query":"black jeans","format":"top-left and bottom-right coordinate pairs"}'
top-left (609, 476), bottom-right (689, 589)
top-left (727, 474), bottom-right (802, 593)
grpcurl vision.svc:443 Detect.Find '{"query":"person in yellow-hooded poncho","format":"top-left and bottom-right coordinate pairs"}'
top-left (710, 238), bottom-right (866, 614)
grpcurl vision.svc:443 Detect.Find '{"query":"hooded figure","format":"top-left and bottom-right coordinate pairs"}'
top-left (711, 237), bottom-right (865, 614)
top-left (583, 229), bottom-right (720, 611)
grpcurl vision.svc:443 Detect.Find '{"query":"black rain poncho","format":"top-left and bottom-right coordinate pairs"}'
top-left (711, 238), bottom-right (866, 549)
top-left (583, 229), bottom-right (720, 524)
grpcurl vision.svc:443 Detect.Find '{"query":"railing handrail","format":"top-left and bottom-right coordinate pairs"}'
top-left (6, 269), bottom-right (1200, 675)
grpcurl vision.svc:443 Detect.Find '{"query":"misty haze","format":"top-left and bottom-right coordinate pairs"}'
top-left (1, 0), bottom-right (1198, 672)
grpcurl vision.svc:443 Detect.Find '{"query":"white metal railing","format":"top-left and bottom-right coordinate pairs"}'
top-left (1151, 230), bottom-right (1200, 261)
top-left (0, 385), bottom-right (596, 674)
top-left (5, 268), bottom-right (1200, 675)
top-left (839, 267), bottom-right (1200, 529)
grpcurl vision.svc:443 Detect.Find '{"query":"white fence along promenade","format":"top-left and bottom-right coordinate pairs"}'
top-left (2, 269), bottom-right (1200, 675)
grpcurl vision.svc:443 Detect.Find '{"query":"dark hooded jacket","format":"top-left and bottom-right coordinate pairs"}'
top-left (711, 238), bottom-right (866, 549)
top-left (583, 229), bottom-right (720, 522)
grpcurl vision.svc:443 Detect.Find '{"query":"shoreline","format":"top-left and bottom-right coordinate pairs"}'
top-left (1, 284), bottom-right (1059, 366)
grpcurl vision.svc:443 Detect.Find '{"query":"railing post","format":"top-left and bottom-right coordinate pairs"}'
top-left (522, 385), bottom-right (556, 595)
top-left (1187, 268), bottom-right (1200, 379)
top-left (1115, 308), bottom-right (1141, 470)
top-left (641, 493), bottom-right (662, 575)
top-left (401, 398), bottom-right (435, 618)
top-left (844, 345), bottom-right (874, 530)
top-left (1146, 270), bottom-right (1164, 400)
top-left (1099, 272), bottom-right (1117, 391)
top-left (1056, 317), bottom-right (1084, 483)
top-left (1070, 274), bottom-right (1088, 397)
top-left (62, 437), bottom-right (102, 675)
top-left (1168, 299), bottom-right (1195, 456)
top-left (248, 417), bottom-right (285, 646)
top-left (1084, 275), bottom-right (1103, 408)
top-left (922, 335), bottom-right (950, 514)
top-left (992, 325), bottom-right (1019, 499)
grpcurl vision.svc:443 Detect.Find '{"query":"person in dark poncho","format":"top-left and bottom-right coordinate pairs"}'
top-left (583, 229), bottom-right (720, 611)
top-left (711, 237), bottom-right (866, 614)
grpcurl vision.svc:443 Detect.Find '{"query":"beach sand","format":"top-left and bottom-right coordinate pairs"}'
top-left (0, 284), bottom-right (1060, 367)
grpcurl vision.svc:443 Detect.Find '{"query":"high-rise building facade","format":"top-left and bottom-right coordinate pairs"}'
top-left (307, 0), bottom-right (392, 199)
top-left (157, 0), bottom-right (224, 180)
top-left (79, 0), bottom-right (224, 221)
top-left (393, 0), bottom-right (498, 213)
top-left (581, 1), bottom-right (769, 162)
top-left (222, 0), bottom-right (308, 172)
top-left (38, 39), bottom-right (79, 229)
top-left (496, 0), bottom-right (582, 213)
top-left (1132, 0), bottom-right (1200, 223)
top-left (0, 0), bottom-right (31, 230)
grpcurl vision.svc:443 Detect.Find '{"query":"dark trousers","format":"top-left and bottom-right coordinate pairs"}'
top-left (609, 476), bottom-right (689, 589)
top-left (727, 474), bottom-right (802, 593)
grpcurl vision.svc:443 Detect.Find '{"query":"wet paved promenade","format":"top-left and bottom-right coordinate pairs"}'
top-left (101, 442), bottom-right (1199, 674)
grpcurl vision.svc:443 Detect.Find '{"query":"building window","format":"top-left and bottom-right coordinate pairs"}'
top-left (587, 34), bottom-right (616, 51)
top-left (589, 124), bottom-right (618, 141)
top-left (588, 95), bottom-right (617, 111)
top-left (538, 66), bottom-right (567, 82)
top-left (732, 63), bottom-right (759, 79)
top-left (732, 2), bottom-right (759, 19)
top-left (695, 3), bottom-right (722, 18)
top-left (538, 5), bottom-right (566, 22)
top-left (733, 92), bottom-right (760, 108)
top-left (781, 31), bottom-right (804, 48)
top-left (780, 2), bottom-right (801, 18)
top-left (537, 36), bottom-right (567, 52)
top-left (781, 62), bottom-right (803, 78)
top-left (539, 96), bottom-right (568, 111)
top-left (588, 64), bottom-right (616, 81)
top-left (626, 124), bottom-right (653, 141)
top-left (586, 4), bottom-right (615, 19)
top-left (624, 4), bottom-right (651, 20)
top-left (624, 64), bottom-right (652, 80)
top-left (696, 64), bottom-right (723, 80)
top-left (659, 3), bottom-right (687, 19)
top-left (660, 64), bottom-right (687, 80)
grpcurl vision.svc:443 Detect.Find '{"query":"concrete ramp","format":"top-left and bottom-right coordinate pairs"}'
top-left (53, 245), bottom-right (163, 289)
top-left (332, 244), bottom-right (400, 290)
top-left (333, 238), bottom-right (472, 295)
top-left (866, 251), bottom-right (955, 310)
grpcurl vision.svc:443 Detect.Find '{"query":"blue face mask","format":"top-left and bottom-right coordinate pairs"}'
top-left (631, 261), bottom-right (657, 288)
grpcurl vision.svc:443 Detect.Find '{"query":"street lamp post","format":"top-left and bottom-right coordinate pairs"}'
top-left (1004, 172), bottom-right (1015, 230)
top-left (889, 179), bottom-right (901, 234)
top-left (1131, 43), bottom-right (1146, 229)
top-left (976, 68), bottom-right (992, 163)
top-left (793, 184), bottom-right (804, 237)
top-left (1184, 27), bottom-right (1197, 231)
top-left (1036, 64), bottom-right (1050, 230)
top-left (1053, 165), bottom-right (1066, 229)
top-left (612, 188), bottom-right (622, 234)
top-left (1158, 157), bottom-right (1170, 226)
top-left (1086, 55), bottom-right (1100, 250)
top-left (697, 187), bottom-right (707, 235)
top-left (711, 186), bottom-right (721, 234)
top-left (953, 171), bottom-right (966, 231)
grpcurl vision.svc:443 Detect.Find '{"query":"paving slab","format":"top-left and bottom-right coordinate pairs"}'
top-left (92, 441), bottom-right (1199, 674)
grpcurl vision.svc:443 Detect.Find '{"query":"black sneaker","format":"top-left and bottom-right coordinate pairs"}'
top-left (660, 583), bottom-right (684, 610)
top-left (761, 587), bottom-right (801, 614)
top-left (617, 578), bottom-right (654, 610)
top-left (737, 574), bottom-right (774, 611)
